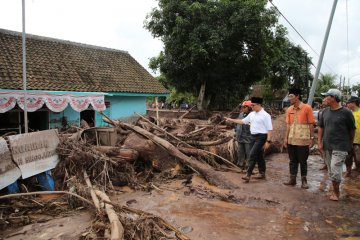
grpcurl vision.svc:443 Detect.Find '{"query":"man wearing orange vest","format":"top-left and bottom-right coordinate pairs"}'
top-left (283, 88), bottom-right (315, 189)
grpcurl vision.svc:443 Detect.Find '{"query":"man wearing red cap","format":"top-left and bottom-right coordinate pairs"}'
top-left (235, 100), bottom-right (252, 170)
top-left (283, 88), bottom-right (315, 189)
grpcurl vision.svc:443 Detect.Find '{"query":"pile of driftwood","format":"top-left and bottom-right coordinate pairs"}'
top-left (60, 113), bottom-right (246, 239)
top-left (1, 111), bottom-right (286, 239)
top-left (0, 113), bottom-right (244, 240)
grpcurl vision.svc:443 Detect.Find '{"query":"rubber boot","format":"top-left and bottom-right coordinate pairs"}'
top-left (301, 176), bottom-right (309, 189)
top-left (283, 175), bottom-right (296, 186)
top-left (330, 181), bottom-right (340, 201)
top-left (242, 175), bottom-right (250, 183)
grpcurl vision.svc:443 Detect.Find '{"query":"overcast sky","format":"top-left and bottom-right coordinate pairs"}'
top-left (0, 0), bottom-right (359, 85)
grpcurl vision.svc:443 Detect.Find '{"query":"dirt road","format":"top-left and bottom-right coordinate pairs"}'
top-left (112, 153), bottom-right (360, 240)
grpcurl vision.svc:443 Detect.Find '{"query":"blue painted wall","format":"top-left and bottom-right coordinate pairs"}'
top-left (95, 96), bottom-right (146, 126)
top-left (49, 106), bottom-right (80, 128)
top-left (48, 96), bottom-right (147, 128)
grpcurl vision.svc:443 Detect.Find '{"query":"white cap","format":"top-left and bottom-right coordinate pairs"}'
top-left (321, 89), bottom-right (342, 101)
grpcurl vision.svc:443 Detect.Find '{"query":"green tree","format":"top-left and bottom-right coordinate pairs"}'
top-left (351, 82), bottom-right (360, 96)
top-left (145, 0), bottom-right (288, 111)
top-left (262, 38), bottom-right (313, 100)
top-left (315, 73), bottom-right (337, 98)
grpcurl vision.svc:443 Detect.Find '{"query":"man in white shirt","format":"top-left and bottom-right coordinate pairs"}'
top-left (225, 97), bottom-right (273, 183)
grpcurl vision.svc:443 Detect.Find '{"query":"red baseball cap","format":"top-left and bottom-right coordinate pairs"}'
top-left (242, 100), bottom-right (252, 107)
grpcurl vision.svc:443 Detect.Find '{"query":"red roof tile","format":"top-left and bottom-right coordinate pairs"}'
top-left (0, 29), bottom-right (168, 94)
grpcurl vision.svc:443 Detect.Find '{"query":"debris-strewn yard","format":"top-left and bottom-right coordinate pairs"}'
top-left (1, 111), bottom-right (359, 240)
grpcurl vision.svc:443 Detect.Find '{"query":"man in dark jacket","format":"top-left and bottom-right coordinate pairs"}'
top-left (235, 100), bottom-right (252, 170)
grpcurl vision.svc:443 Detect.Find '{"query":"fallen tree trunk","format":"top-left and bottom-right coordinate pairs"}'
top-left (94, 146), bottom-right (139, 162)
top-left (131, 113), bottom-right (239, 169)
top-left (182, 126), bottom-right (208, 138)
top-left (104, 118), bottom-right (237, 189)
top-left (184, 136), bottom-right (232, 146)
top-left (179, 105), bottom-right (196, 120)
top-left (123, 132), bottom-right (179, 171)
top-left (135, 113), bottom-right (193, 148)
top-left (95, 190), bottom-right (124, 240)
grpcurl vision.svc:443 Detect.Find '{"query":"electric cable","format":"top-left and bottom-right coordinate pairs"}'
top-left (268, 0), bottom-right (337, 76)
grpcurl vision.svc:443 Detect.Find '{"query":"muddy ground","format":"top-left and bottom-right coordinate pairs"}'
top-left (2, 152), bottom-right (360, 240)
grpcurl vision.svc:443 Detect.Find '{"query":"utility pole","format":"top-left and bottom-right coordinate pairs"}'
top-left (305, 56), bottom-right (309, 99)
top-left (22, 0), bottom-right (28, 133)
top-left (307, 0), bottom-right (338, 105)
top-left (339, 75), bottom-right (342, 89)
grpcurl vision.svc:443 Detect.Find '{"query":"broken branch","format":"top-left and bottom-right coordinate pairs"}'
top-left (95, 190), bottom-right (124, 240)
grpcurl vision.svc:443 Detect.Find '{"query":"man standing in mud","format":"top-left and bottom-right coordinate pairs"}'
top-left (235, 100), bottom-right (252, 170)
top-left (225, 97), bottom-right (273, 183)
top-left (318, 89), bottom-right (355, 201)
top-left (283, 88), bottom-right (315, 189)
top-left (345, 96), bottom-right (360, 176)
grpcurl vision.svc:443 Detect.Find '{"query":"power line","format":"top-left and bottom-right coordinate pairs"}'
top-left (268, 0), bottom-right (337, 76)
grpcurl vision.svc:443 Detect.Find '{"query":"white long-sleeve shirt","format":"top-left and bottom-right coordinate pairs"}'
top-left (242, 108), bottom-right (273, 134)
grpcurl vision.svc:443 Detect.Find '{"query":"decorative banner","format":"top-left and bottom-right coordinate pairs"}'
top-left (46, 95), bottom-right (70, 112)
top-left (0, 94), bottom-right (17, 113)
top-left (8, 129), bottom-right (60, 179)
top-left (69, 96), bottom-right (90, 112)
top-left (17, 95), bottom-right (46, 112)
top-left (90, 95), bottom-right (106, 111)
top-left (0, 137), bottom-right (22, 190)
top-left (0, 92), bottom-right (106, 113)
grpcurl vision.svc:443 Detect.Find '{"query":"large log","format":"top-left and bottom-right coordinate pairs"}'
top-left (106, 119), bottom-right (237, 189)
top-left (133, 113), bottom-right (239, 169)
top-left (123, 132), bottom-right (179, 171)
top-left (94, 146), bottom-right (139, 162)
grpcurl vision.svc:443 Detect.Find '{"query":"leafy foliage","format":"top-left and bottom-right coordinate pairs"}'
top-left (262, 38), bottom-right (313, 100)
top-left (315, 73), bottom-right (337, 97)
top-left (145, 0), bottom-right (312, 109)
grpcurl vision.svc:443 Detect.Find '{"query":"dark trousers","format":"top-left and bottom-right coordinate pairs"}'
top-left (287, 144), bottom-right (309, 176)
top-left (247, 133), bottom-right (267, 176)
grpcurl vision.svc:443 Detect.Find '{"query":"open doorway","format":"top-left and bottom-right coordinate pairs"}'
top-left (80, 110), bottom-right (95, 127)
top-left (26, 110), bottom-right (49, 132)
top-left (0, 111), bottom-right (21, 135)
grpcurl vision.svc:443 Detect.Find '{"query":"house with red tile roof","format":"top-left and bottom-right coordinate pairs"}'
top-left (0, 28), bottom-right (168, 133)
